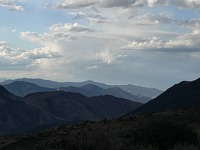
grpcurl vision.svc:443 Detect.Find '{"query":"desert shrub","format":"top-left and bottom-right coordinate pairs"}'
top-left (133, 120), bottom-right (198, 150)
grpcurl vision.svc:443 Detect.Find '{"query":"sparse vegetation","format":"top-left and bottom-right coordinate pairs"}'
top-left (1, 107), bottom-right (200, 150)
top-left (133, 120), bottom-right (198, 149)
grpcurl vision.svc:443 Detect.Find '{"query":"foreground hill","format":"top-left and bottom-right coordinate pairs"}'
top-left (23, 91), bottom-right (142, 121)
top-left (3, 81), bottom-right (54, 97)
top-left (1, 107), bottom-right (200, 150)
top-left (58, 84), bottom-right (150, 103)
top-left (0, 78), bottom-right (162, 99)
top-left (131, 77), bottom-right (200, 114)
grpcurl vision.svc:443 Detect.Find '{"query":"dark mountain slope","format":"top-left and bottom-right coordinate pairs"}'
top-left (0, 86), bottom-right (59, 135)
top-left (3, 81), bottom-right (54, 97)
top-left (0, 85), bottom-right (141, 135)
top-left (24, 91), bottom-right (142, 121)
top-left (58, 84), bottom-right (150, 103)
top-left (131, 78), bottom-right (200, 114)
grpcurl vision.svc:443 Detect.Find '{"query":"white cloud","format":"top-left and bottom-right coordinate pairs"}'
top-left (166, 26), bottom-right (200, 49)
top-left (98, 0), bottom-right (138, 8)
top-left (0, 41), bottom-right (61, 68)
top-left (121, 37), bottom-right (165, 50)
top-left (170, 0), bottom-right (200, 9)
top-left (70, 12), bottom-right (110, 24)
top-left (11, 29), bottom-right (17, 32)
top-left (56, 0), bottom-right (96, 9)
top-left (21, 23), bottom-right (93, 42)
top-left (148, 0), bottom-right (158, 7)
top-left (96, 49), bottom-right (116, 64)
top-left (121, 26), bottom-right (200, 52)
top-left (86, 65), bottom-right (98, 70)
top-left (0, 0), bottom-right (24, 11)
top-left (54, 0), bottom-right (139, 10)
top-left (54, 0), bottom-right (200, 10)
top-left (146, 0), bottom-right (200, 9)
top-left (131, 13), bottom-right (161, 25)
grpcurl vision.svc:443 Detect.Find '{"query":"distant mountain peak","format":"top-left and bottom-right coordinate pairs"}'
top-left (0, 78), bottom-right (162, 100)
top-left (81, 84), bottom-right (103, 90)
top-left (3, 81), bottom-right (54, 97)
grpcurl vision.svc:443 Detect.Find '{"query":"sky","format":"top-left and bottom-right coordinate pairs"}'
top-left (0, 0), bottom-right (200, 90)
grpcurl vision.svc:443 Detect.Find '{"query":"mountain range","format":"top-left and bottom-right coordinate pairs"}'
top-left (2, 81), bottom-right (150, 103)
top-left (1, 77), bottom-right (200, 136)
top-left (0, 77), bottom-right (200, 149)
top-left (3, 81), bottom-right (54, 97)
top-left (130, 77), bottom-right (200, 114)
top-left (0, 85), bottom-right (142, 135)
top-left (58, 84), bottom-right (150, 103)
top-left (0, 78), bottom-right (162, 99)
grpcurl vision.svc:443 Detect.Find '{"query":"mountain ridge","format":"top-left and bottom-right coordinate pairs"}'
top-left (3, 81), bottom-right (54, 97)
top-left (0, 78), bottom-right (162, 99)
top-left (130, 77), bottom-right (200, 114)
top-left (0, 85), bottom-right (142, 135)
top-left (58, 84), bottom-right (150, 103)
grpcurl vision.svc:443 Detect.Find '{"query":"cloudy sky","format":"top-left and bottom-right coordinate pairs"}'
top-left (0, 0), bottom-right (200, 90)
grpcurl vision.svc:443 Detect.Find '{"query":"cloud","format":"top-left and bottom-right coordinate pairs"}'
top-left (21, 23), bottom-right (93, 42)
top-left (0, 41), bottom-right (61, 68)
top-left (11, 29), bottom-right (17, 32)
top-left (56, 0), bottom-right (96, 9)
top-left (147, 0), bottom-right (200, 8)
top-left (53, 0), bottom-right (144, 10)
top-left (131, 13), bottom-right (160, 25)
top-left (130, 13), bottom-right (185, 25)
top-left (121, 37), bottom-right (165, 50)
top-left (70, 12), bottom-right (110, 24)
top-left (86, 65), bottom-right (98, 70)
top-left (147, 0), bottom-right (158, 7)
top-left (18, 47), bottom-right (61, 60)
top-left (166, 26), bottom-right (200, 49)
top-left (53, 0), bottom-right (200, 10)
top-left (129, 13), bottom-right (200, 28)
top-left (169, 0), bottom-right (200, 9)
top-left (121, 26), bottom-right (200, 52)
top-left (0, 0), bottom-right (24, 11)
top-left (96, 49), bottom-right (116, 64)
top-left (20, 21), bottom-right (128, 73)
top-left (98, 0), bottom-right (138, 8)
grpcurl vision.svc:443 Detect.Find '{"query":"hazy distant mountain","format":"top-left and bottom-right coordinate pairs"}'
top-left (117, 84), bottom-right (162, 98)
top-left (3, 81), bottom-right (54, 97)
top-left (23, 91), bottom-right (142, 121)
top-left (1, 78), bottom-right (110, 89)
top-left (0, 78), bottom-right (7, 82)
top-left (131, 77), bottom-right (200, 114)
top-left (59, 84), bottom-right (150, 103)
top-left (3, 81), bottom-right (149, 103)
top-left (0, 78), bottom-right (162, 99)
